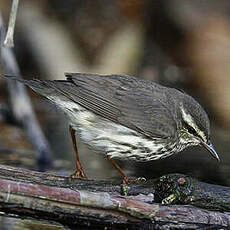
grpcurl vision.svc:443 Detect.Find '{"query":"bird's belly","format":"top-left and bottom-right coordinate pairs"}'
top-left (73, 116), bottom-right (170, 161)
top-left (48, 97), bottom-right (175, 161)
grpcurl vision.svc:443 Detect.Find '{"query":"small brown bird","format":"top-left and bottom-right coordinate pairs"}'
top-left (4, 73), bottom-right (219, 183)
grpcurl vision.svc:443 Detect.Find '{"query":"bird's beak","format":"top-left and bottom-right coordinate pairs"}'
top-left (200, 141), bottom-right (220, 162)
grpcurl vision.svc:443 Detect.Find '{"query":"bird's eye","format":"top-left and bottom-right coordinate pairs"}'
top-left (184, 122), bottom-right (198, 136)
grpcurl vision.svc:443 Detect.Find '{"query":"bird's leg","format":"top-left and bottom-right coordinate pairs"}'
top-left (107, 156), bottom-right (128, 183)
top-left (107, 156), bottom-right (145, 184)
top-left (69, 125), bottom-right (86, 179)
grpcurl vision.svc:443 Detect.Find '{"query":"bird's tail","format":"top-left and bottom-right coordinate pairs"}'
top-left (2, 74), bottom-right (70, 101)
top-left (3, 74), bottom-right (54, 96)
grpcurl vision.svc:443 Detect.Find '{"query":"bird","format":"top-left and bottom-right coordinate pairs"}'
top-left (4, 73), bottom-right (220, 183)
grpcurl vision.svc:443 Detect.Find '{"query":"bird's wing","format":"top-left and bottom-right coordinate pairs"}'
top-left (62, 73), bottom-right (177, 139)
top-left (4, 73), bottom-right (178, 139)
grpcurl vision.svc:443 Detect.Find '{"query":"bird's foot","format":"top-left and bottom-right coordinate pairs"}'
top-left (121, 177), bottom-right (146, 196)
top-left (70, 169), bottom-right (87, 179)
top-left (122, 176), bottom-right (146, 184)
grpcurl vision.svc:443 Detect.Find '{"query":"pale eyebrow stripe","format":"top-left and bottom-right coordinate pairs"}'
top-left (180, 106), bottom-right (207, 142)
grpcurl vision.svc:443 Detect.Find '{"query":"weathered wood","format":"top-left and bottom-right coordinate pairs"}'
top-left (0, 164), bottom-right (229, 229)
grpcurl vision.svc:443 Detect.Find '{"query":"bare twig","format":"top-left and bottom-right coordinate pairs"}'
top-left (4, 0), bottom-right (19, 47)
top-left (0, 13), bottom-right (53, 171)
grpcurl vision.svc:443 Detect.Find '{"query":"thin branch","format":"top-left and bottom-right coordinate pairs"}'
top-left (4, 0), bottom-right (19, 47)
top-left (0, 13), bottom-right (53, 171)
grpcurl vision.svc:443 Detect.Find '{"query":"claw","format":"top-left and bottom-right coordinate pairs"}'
top-left (70, 169), bottom-right (87, 179)
top-left (122, 176), bottom-right (146, 184)
top-left (121, 177), bottom-right (146, 196)
top-left (137, 177), bottom-right (146, 182)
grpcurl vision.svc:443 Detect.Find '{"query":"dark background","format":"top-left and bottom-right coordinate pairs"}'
top-left (0, 0), bottom-right (230, 187)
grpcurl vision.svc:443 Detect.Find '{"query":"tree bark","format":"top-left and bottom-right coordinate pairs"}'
top-left (0, 164), bottom-right (228, 229)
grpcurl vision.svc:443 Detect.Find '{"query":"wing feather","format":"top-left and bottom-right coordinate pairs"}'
top-left (63, 73), bottom-right (177, 138)
top-left (5, 73), bottom-right (178, 139)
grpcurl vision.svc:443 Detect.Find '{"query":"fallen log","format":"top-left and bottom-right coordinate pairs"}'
top-left (0, 164), bottom-right (228, 229)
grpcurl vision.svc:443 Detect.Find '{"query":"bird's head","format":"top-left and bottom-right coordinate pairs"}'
top-left (177, 94), bottom-right (219, 161)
